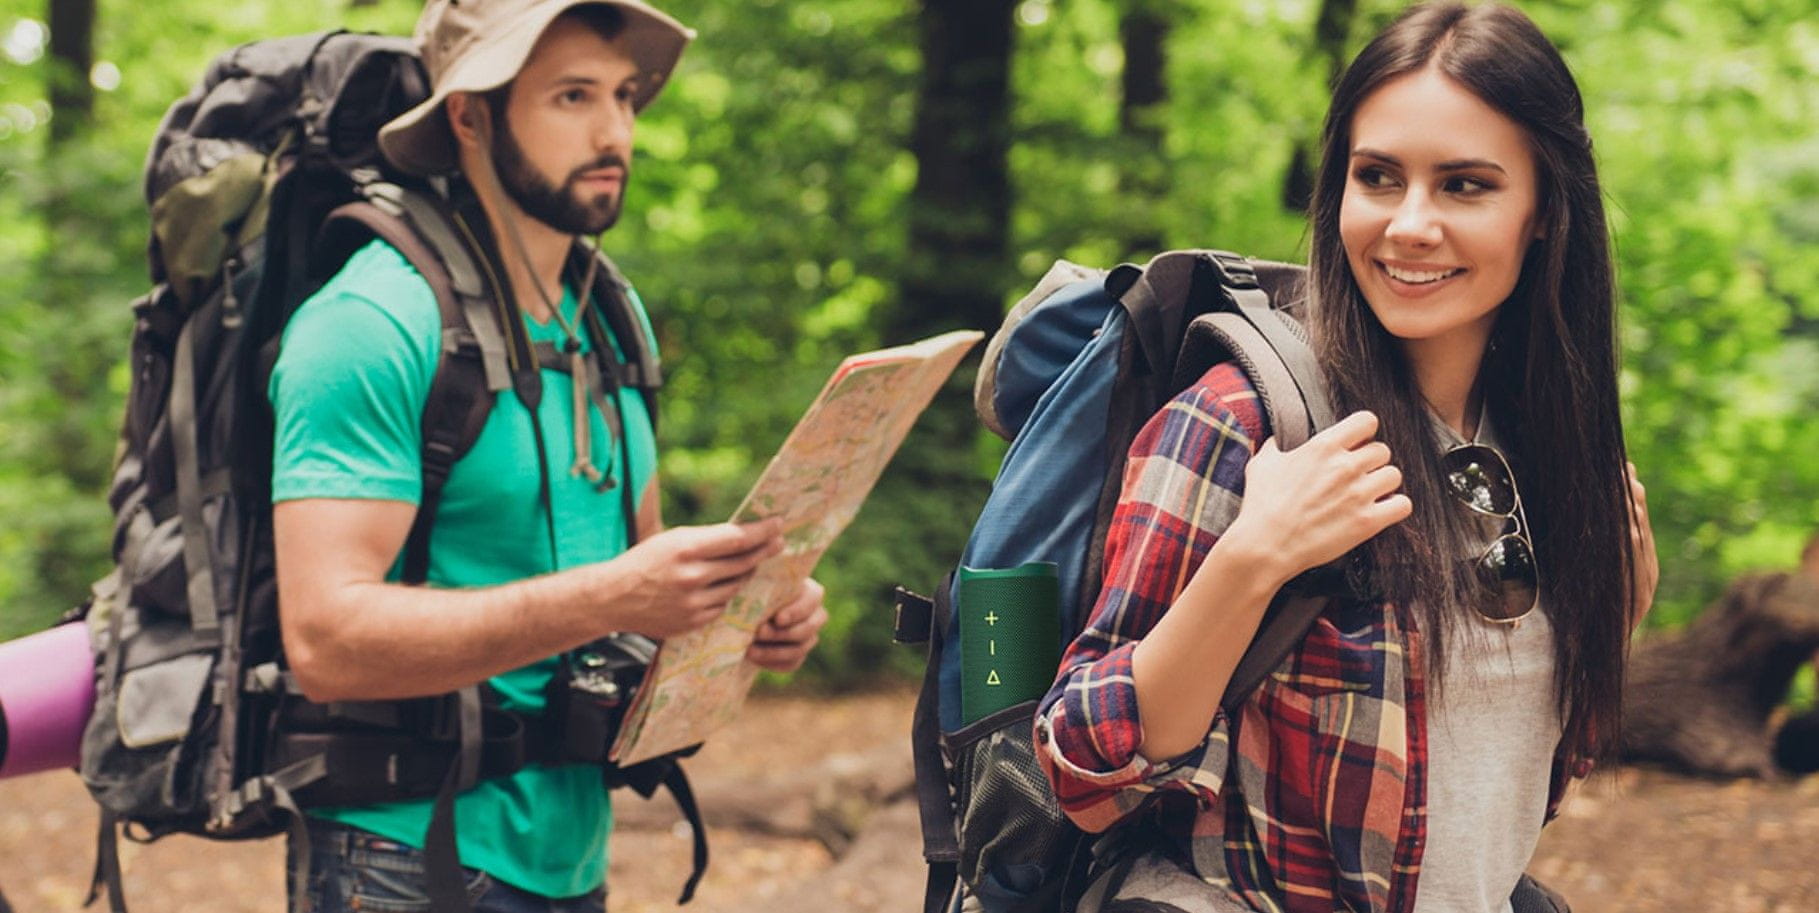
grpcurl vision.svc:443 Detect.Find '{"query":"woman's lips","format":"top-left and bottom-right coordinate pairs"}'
top-left (1376, 260), bottom-right (1465, 297)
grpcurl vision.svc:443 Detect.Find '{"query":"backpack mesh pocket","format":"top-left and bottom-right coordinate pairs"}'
top-left (945, 699), bottom-right (1085, 909)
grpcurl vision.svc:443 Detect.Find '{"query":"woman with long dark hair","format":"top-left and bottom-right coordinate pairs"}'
top-left (1036, 4), bottom-right (1658, 911)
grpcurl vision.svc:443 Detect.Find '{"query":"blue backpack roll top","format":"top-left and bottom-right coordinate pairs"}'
top-left (893, 250), bottom-right (1343, 913)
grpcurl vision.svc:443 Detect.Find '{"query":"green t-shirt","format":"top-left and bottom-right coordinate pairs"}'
top-left (268, 238), bottom-right (659, 896)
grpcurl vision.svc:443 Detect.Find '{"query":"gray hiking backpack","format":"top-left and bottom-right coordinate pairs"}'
top-left (76, 30), bottom-right (699, 913)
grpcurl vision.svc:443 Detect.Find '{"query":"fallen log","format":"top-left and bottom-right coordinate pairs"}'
top-left (1621, 572), bottom-right (1819, 777)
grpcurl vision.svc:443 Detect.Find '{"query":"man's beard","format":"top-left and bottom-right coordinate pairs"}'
top-left (490, 118), bottom-right (627, 235)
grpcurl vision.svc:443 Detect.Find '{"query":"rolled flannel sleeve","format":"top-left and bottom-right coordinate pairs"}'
top-left (1034, 364), bottom-right (1263, 833)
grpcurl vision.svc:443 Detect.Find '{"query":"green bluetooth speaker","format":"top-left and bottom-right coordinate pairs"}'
top-left (957, 561), bottom-right (1062, 726)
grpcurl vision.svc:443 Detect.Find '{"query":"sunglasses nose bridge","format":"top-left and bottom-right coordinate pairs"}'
top-left (1500, 512), bottom-right (1522, 538)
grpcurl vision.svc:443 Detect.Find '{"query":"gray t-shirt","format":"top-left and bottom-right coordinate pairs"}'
top-left (1413, 409), bottom-right (1564, 913)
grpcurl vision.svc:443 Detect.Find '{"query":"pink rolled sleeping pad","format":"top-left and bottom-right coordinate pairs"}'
top-left (0, 621), bottom-right (95, 778)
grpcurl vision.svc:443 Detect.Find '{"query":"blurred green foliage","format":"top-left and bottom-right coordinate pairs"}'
top-left (0, 0), bottom-right (1814, 690)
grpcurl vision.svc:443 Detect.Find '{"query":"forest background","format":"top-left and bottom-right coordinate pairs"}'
top-left (0, 0), bottom-right (1815, 692)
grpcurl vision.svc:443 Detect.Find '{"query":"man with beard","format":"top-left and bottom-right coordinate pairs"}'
top-left (266, 2), bottom-right (828, 910)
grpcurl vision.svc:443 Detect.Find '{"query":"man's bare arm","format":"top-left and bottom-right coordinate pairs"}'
top-left (274, 495), bottom-right (780, 703)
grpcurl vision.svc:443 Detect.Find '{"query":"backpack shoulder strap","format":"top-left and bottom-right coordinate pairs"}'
top-left (573, 243), bottom-right (662, 426)
top-left (1182, 312), bottom-right (1319, 448)
top-left (1139, 251), bottom-right (1343, 710)
top-left (1221, 591), bottom-right (1333, 712)
top-left (303, 185), bottom-right (529, 913)
top-left (317, 183), bottom-right (510, 585)
top-left (564, 245), bottom-right (658, 546)
top-left (1147, 250), bottom-right (1336, 448)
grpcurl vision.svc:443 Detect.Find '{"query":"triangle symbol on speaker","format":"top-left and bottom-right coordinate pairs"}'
top-left (986, 670), bottom-right (1002, 686)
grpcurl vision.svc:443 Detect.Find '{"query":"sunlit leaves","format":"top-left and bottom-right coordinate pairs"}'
top-left (0, 0), bottom-right (1813, 663)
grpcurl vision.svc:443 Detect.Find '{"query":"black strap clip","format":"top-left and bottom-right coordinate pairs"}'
top-left (1204, 250), bottom-right (1261, 290)
top-left (892, 586), bottom-right (934, 645)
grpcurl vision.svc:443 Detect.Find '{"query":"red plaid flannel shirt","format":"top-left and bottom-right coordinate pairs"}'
top-left (1034, 363), bottom-right (1582, 913)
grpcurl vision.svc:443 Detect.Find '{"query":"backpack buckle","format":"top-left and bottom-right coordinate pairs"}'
top-left (211, 776), bottom-right (266, 829)
top-left (891, 587), bottom-right (934, 644)
top-left (1205, 251), bottom-right (1260, 290)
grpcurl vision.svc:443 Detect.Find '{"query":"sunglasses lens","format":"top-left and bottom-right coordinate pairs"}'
top-left (1477, 534), bottom-right (1538, 621)
top-left (1444, 445), bottom-right (1517, 516)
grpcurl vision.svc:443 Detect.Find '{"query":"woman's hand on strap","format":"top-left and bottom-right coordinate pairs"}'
top-left (1626, 461), bottom-right (1659, 630)
top-left (1224, 409), bottom-right (1413, 586)
top-left (1132, 409), bottom-right (1409, 762)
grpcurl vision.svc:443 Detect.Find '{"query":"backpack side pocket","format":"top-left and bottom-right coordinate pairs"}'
top-left (944, 700), bottom-right (1086, 912)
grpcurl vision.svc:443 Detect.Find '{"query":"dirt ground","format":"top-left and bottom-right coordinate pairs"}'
top-left (4, 688), bottom-right (1818, 912)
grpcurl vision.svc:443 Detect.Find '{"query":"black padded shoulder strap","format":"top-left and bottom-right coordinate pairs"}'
top-left (317, 190), bottom-right (502, 585)
top-left (1150, 250), bottom-right (1336, 448)
top-left (1133, 250), bottom-right (1344, 710)
top-left (570, 243), bottom-right (662, 423)
top-left (1221, 591), bottom-right (1333, 712)
top-left (1199, 251), bottom-right (1335, 443)
top-left (565, 245), bottom-right (658, 545)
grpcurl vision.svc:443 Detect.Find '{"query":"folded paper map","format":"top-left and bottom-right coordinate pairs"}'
top-left (609, 329), bottom-right (984, 764)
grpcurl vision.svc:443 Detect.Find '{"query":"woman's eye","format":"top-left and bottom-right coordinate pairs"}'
top-left (560, 89), bottom-right (588, 105)
top-left (1353, 166), bottom-right (1394, 188)
top-left (1445, 176), bottom-right (1494, 195)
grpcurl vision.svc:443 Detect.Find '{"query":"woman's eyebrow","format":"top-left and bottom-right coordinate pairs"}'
top-left (1350, 148), bottom-right (1508, 175)
top-left (1349, 147), bottom-right (1399, 165)
top-left (1436, 158), bottom-right (1508, 175)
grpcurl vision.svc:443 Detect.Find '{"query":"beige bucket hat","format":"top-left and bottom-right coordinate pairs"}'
top-left (379, 0), bottom-right (694, 176)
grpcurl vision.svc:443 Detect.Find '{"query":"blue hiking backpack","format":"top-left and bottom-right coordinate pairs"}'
top-left (892, 250), bottom-right (1341, 913)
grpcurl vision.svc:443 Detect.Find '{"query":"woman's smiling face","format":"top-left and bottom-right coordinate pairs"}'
top-left (1339, 66), bottom-right (1541, 361)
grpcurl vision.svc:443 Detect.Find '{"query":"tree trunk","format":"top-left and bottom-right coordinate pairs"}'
top-left (841, 0), bottom-right (1016, 659)
top-left (1282, 0), bottom-right (1357, 212)
top-left (47, 0), bottom-right (96, 145)
top-left (898, 0), bottom-right (1016, 341)
top-left (1118, 1), bottom-right (1170, 258)
top-left (36, 0), bottom-right (114, 606)
top-left (41, 0), bottom-right (106, 496)
top-left (44, 0), bottom-right (98, 302)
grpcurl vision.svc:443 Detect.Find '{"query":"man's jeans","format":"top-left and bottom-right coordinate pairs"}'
top-left (291, 819), bottom-right (607, 913)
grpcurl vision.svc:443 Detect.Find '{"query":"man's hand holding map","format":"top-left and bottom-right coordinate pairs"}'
top-left (610, 329), bottom-right (984, 764)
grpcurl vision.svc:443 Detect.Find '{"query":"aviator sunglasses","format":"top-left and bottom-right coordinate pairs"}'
top-left (1441, 443), bottom-right (1540, 624)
